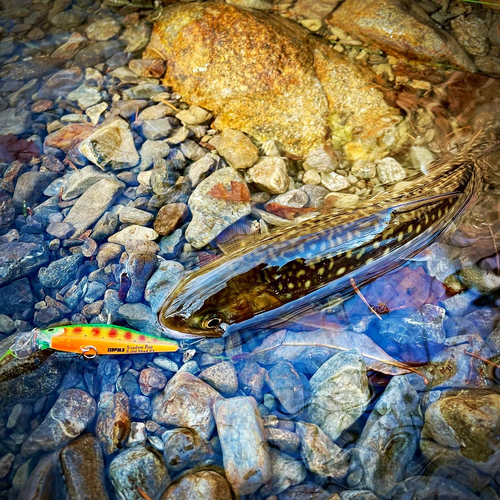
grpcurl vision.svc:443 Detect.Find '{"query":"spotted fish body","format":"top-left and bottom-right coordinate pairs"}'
top-left (11, 324), bottom-right (179, 359)
top-left (158, 110), bottom-right (500, 340)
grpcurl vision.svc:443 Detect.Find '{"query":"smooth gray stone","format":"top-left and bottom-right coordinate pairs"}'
top-left (0, 242), bottom-right (49, 286)
top-left (213, 396), bottom-right (271, 495)
top-left (308, 350), bottom-right (370, 441)
top-left (347, 376), bottom-right (423, 497)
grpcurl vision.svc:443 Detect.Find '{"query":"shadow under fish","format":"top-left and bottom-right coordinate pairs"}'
top-left (158, 106), bottom-right (500, 341)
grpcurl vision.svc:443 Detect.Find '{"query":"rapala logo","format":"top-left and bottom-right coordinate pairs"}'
top-left (107, 347), bottom-right (125, 353)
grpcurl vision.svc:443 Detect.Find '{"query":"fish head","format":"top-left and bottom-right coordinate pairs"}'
top-left (158, 262), bottom-right (283, 339)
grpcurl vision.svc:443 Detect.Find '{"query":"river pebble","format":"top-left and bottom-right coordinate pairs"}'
top-left (308, 351), bottom-right (370, 441)
top-left (12, 171), bottom-right (58, 209)
top-left (420, 389), bottom-right (500, 492)
top-left (347, 376), bottom-right (423, 496)
top-left (86, 17), bottom-right (121, 41)
top-left (67, 84), bottom-right (103, 110)
top-left (296, 422), bottom-right (349, 479)
top-left (64, 178), bottom-right (124, 236)
top-left (245, 157), bottom-right (289, 194)
top-left (0, 107), bottom-right (31, 135)
top-left (262, 448), bottom-right (307, 496)
top-left (217, 128), bottom-right (259, 169)
top-left (109, 445), bottom-right (170, 500)
top-left (162, 427), bottom-right (213, 471)
top-left (154, 203), bottom-right (188, 236)
top-left (139, 367), bottom-right (167, 396)
top-left (304, 147), bottom-right (338, 173)
top-left (79, 117), bottom-right (139, 171)
top-left (266, 361), bottom-right (306, 414)
top-left (451, 15), bottom-right (489, 56)
top-left (186, 167), bottom-right (252, 248)
top-left (60, 433), bottom-right (109, 500)
top-left (21, 389), bottom-right (96, 457)
top-left (38, 254), bottom-right (84, 289)
top-left (214, 396), bottom-right (271, 495)
top-left (95, 392), bottom-right (131, 455)
top-left (152, 372), bottom-right (223, 439)
top-left (160, 469), bottom-right (232, 500)
top-left (0, 242), bottom-right (49, 286)
top-left (199, 361), bottom-right (238, 396)
top-left (375, 157), bottom-right (407, 184)
top-left (108, 225), bottom-right (158, 248)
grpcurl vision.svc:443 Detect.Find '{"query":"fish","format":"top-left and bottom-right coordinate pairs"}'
top-left (0, 324), bottom-right (179, 361)
top-left (158, 107), bottom-right (500, 340)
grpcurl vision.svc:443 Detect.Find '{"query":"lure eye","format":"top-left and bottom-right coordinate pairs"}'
top-left (202, 315), bottom-right (223, 329)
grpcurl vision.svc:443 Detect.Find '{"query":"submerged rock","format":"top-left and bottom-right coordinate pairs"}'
top-left (328, 0), bottom-right (476, 72)
top-left (152, 372), bottom-right (223, 439)
top-left (0, 242), bottom-right (49, 286)
top-left (0, 350), bottom-right (73, 412)
top-left (160, 469), bottom-right (232, 500)
top-left (261, 448), bottom-right (307, 496)
top-left (347, 376), bottom-right (423, 496)
top-left (308, 351), bottom-right (370, 441)
top-left (186, 167), bottom-right (252, 248)
top-left (162, 427), bottom-right (213, 472)
top-left (79, 117), bottom-right (140, 171)
top-left (109, 446), bottom-right (170, 500)
top-left (391, 476), bottom-right (480, 500)
top-left (64, 178), bottom-right (125, 237)
top-left (420, 389), bottom-right (500, 492)
top-left (296, 422), bottom-right (349, 479)
top-left (22, 389), bottom-right (96, 457)
top-left (60, 434), bottom-right (109, 500)
top-left (144, 2), bottom-right (406, 160)
top-left (214, 396), bottom-right (271, 495)
top-left (95, 392), bottom-right (131, 455)
top-left (265, 361), bottom-right (306, 414)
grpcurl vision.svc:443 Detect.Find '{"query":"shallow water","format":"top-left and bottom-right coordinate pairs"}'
top-left (1, 0), bottom-right (500, 499)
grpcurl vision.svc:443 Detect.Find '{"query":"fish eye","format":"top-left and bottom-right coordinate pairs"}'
top-left (202, 315), bottom-right (223, 329)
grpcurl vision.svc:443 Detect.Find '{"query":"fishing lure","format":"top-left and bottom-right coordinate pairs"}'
top-left (1, 324), bottom-right (179, 361)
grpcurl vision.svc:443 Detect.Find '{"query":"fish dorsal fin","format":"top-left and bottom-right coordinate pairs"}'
top-left (391, 191), bottom-right (462, 214)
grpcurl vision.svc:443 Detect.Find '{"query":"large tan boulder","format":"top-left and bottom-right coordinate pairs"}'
top-left (328, 0), bottom-right (476, 72)
top-left (144, 2), bottom-right (407, 161)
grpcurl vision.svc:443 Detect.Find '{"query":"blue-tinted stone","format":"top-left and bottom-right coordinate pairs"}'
top-left (84, 281), bottom-right (107, 303)
top-left (121, 370), bottom-right (141, 397)
top-left (0, 242), bottom-right (49, 286)
top-left (97, 358), bottom-right (121, 393)
top-left (38, 254), bottom-right (84, 289)
top-left (0, 278), bottom-right (34, 315)
top-left (129, 395), bottom-right (151, 421)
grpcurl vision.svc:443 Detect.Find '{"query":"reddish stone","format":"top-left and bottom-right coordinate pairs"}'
top-left (153, 203), bottom-right (188, 236)
top-left (139, 367), bottom-right (167, 396)
top-left (95, 392), bottom-right (131, 455)
top-left (44, 123), bottom-right (95, 153)
top-left (31, 100), bottom-right (54, 113)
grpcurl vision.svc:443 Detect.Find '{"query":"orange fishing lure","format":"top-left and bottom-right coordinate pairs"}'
top-left (7, 324), bottom-right (179, 359)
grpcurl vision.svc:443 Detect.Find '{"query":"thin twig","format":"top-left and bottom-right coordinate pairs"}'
top-left (147, 46), bottom-right (167, 61)
top-left (487, 224), bottom-right (500, 277)
top-left (244, 341), bottom-right (428, 384)
top-left (136, 487), bottom-right (153, 500)
top-left (464, 350), bottom-right (500, 370)
top-left (350, 278), bottom-right (383, 320)
top-left (157, 97), bottom-right (180, 113)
